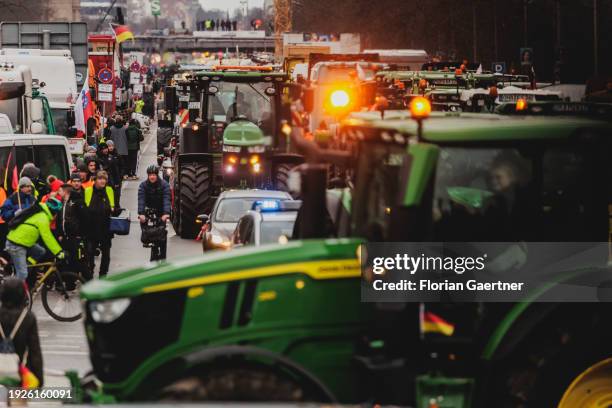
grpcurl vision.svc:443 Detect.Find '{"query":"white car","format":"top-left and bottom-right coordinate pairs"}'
top-left (200, 189), bottom-right (292, 251)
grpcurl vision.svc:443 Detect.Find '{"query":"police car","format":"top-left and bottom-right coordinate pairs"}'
top-left (198, 189), bottom-right (292, 251)
top-left (231, 199), bottom-right (301, 247)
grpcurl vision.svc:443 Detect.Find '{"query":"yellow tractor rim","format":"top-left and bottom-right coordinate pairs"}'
top-left (558, 357), bottom-right (612, 408)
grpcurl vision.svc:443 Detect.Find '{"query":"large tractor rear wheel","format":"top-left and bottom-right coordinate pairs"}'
top-left (178, 162), bottom-right (212, 239)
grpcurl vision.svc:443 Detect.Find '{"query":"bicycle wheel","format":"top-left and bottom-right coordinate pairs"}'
top-left (41, 271), bottom-right (84, 322)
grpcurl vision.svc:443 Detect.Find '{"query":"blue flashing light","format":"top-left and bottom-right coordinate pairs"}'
top-left (253, 200), bottom-right (281, 211)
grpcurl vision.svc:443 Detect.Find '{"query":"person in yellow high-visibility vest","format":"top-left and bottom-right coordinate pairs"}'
top-left (83, 171), bottom-right (115, 279)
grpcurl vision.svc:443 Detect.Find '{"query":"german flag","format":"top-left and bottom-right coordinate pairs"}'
top-left (421, 311), bottom-right (455, 336)
top-left (110, 23), bottom-right (135, 44)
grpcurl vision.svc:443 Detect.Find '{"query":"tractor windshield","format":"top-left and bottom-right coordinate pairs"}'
top-left (433, 145), bottom-right (606, 241)
top-left (207, 81), bottom-right (275, 134)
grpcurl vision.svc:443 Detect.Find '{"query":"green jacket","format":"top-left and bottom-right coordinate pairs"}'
top-left (126, 125), bottom-right (142, 151)
top-left (6, 204), bottom-right (62, 255)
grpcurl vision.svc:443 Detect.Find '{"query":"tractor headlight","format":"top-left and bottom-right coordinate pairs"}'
top-left (223, 145), bottom-right (242, 153)
top-left (247, 146), bottom-right (265, 153)
top-left (211, 233), bottom-right (230, 247)
top-left (89, 298), bottom-right (131, 323)
top-left (165, 167), bottom-right (173, 176)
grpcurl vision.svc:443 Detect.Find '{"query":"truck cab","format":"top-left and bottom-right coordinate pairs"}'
top-left (0, 63), bottom-right (55, 134)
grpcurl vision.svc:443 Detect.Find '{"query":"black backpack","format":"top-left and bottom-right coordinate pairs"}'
top-left (7, 201), bottom-right (43, 230)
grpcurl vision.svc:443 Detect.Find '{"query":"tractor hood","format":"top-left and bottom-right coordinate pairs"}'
top-left (81, 238), bottom-right (362, 300)
top-left (223, 120), bottom-right (265, 146)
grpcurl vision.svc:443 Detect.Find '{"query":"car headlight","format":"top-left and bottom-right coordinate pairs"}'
top-left (247, 145), bottom-right (265, 153)
top-left (223, 145), bottom-right (242, 153)
top-left (211, 233), bottom-right (230, 247)
top-left (89, 298), bottom-right (131, 323)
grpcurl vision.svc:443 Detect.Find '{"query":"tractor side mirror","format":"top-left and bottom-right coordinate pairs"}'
top-left (302, 87), bottom-right (314, 113)
top-left (196, 214), bottom-right (209, 224)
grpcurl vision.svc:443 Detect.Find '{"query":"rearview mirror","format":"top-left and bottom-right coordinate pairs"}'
top-left (30, 122), bottom-right (44, 134)
top-left (196, 214), bottom-right (209, 223)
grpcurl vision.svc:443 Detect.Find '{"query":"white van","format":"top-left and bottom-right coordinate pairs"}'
top-left (0, 49), bottom-right (78, 135)
top-left (0, 134), bottom-right (72, 187)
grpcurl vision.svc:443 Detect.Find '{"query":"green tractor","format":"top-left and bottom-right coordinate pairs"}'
top-left (169, 68), bottom-right (303, 238)
top-left (78, 101), bottom-right (612, 406)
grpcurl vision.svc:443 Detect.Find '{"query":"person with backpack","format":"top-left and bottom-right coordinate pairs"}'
top-left (56, 184), bottom-right (89, 281)
top-left (83, 171), bottom-right (115, 278)
top-left (0, 177), bottom-right (36, 223)
top-left (4, 197), bottom-right (65, 281)
top-left (0, 277), bottom-right (43, 387)
top-left (126, 119), bottom-right (143, 180)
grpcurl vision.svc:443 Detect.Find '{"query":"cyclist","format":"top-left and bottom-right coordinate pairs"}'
top-left (138, 165), bottom-right (170, 261)
top-left (4, 197), bottom-right (65, 281)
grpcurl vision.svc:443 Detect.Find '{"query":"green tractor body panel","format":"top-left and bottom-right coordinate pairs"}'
top-left (81, 238), bottom-right (368, 401)
top-left (222, 120), bottom-right (266, 147)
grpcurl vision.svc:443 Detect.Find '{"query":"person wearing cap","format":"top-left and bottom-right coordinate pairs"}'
top-left (5, 197), bottom-right (65, 281)
top-left (0, 277), bottom-right (43, 386)
top-left (0, 177), bottom-right (36, 223)
top-left (83, 171), bottom-right (115, 278)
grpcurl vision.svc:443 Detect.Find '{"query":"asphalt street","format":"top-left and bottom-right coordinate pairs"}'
top-left (38, 122), bottom-right (202, 387)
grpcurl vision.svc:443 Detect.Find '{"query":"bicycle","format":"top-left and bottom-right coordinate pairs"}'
top-left (0, 258), bottom-right (84, 322)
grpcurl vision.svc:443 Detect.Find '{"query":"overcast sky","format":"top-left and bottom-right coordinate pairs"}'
top-left (199, 0), bottom-right (264, 12)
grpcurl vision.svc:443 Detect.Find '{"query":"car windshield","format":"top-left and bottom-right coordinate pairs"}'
top-left (215, 198), bottom-right (284, 223)
top-left (433, 146), bottom-right (602, 241)
top-left (207, 81), bottom-right (275, 133)
top-left (260, 219), bottom-right (296, 244)
top-left (0, 97), bottom-right (21, 133)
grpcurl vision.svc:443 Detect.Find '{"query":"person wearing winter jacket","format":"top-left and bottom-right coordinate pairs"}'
top-left (20, 163), bottom-right (50, 199)
top-left (0, 177), bottom-right (36, 223)
top-left (5, 198), bottom-right (65, 281)
top-left (126, 119), bottom-right (143, 179)
top-left (109, 118), bottom-right (129, 178)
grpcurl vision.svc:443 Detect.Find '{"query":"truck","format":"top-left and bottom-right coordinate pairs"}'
top-left (77, 100), bottom-right (612, 406)
top-left (0, 63), bottom-right (55, 134)
top-left (0, 49), bottom-right (78, 135)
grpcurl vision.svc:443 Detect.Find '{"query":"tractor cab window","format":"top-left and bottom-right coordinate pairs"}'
top-left (207, 81), bottom-right (275, 134)
top-left (433, 144), bottom-right (607, 241)
top-left (35, 145), bottom-right (69, 182)
top-left (351, 142), bottom-right (407, 241)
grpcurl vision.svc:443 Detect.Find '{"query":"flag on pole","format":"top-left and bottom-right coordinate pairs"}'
top-left (110, 23), bottom-right (135, 44)
top-left (3, 142), bottom-right (19, 192)
top-left (75, 67), bottom-right (94, 138)
top-left (420, 310), bottom-right (455, 337)
top-left (19, 364), bottom-right (40, 389)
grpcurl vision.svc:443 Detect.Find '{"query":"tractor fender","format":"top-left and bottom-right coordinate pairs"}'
top-left (483, 267), bottom-right (612, 362)
top-left (177, 345), bottom-right (338, 402)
